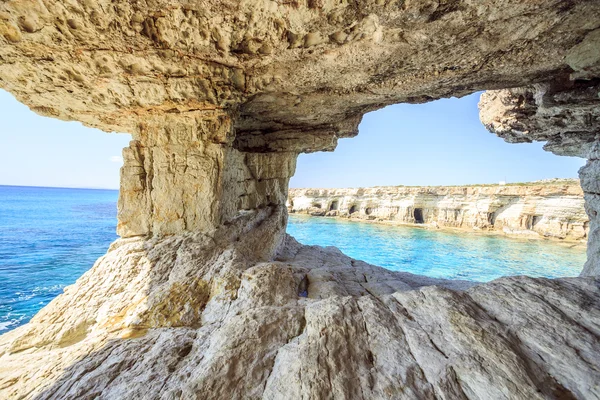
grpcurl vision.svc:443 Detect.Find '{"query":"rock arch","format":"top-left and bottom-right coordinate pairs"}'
top-left (0, 0), bottom-right (599, 398)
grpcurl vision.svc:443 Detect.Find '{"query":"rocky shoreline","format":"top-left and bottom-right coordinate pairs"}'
top-left (288, 180), bottom-right (588, 243)
top-left (1, 0), bottom-right (600, 397)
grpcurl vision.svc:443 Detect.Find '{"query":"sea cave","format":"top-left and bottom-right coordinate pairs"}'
top-left (0, 0), bottom-right (599, 398)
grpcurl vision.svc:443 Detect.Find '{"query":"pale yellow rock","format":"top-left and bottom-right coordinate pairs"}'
top-left (288, 180), bottom-right (588, 242)
top-left (0, 0), bottom-right (599, 398)
top-left (1, 228), bottom-right (599, 399)
top-left (117, 111), bottom-right (296, 237)
top-left (0, 0), bottom-right (598, 143)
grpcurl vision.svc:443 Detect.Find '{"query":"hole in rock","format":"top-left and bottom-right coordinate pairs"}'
top-left (0, 88), bottom-right (591, 337)
top-left (526, 215), bottom-right (543, 230)
top-left (298, 275), bottom-right (309, 298)
top-left (413, 208), bottom-right (424, 223)
top-left (329, 200), bottom-right (339, 211)
top-left (287, 93), bottom-right (587, 282)
top-left (488, 212), bottom-right (497, 225)
top-left (311, 202), bottom-right (322, 209)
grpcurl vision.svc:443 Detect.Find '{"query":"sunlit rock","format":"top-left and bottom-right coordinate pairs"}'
top-left (0, 0), bottom-right (599, 398)
top-left (289, 180), bottom-right (589, 242)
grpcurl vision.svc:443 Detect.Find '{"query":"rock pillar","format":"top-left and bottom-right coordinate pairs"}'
top-left (580, 140), bottom-right (600, 277)
top-left (116, 110), bottom-right (297, 239)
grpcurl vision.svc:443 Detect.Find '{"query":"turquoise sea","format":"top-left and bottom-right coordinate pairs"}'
top-left (0, 186), bottom-right (586, 334)
top-left (287, 214), bottom-right (585, 282)
top-left (0, 186), bottom-right (119, 334)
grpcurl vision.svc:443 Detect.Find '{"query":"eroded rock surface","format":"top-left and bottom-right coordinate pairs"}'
top-left (1, 0), bottom-right (600, 398)
top-left (117, 110), bottom-right (296, 237)
top-left (289, 180), bottom-right (588, 241)
top-left (1, 218), bottom-right (598, 399)
top-left (479, 79), bottom-right (600, 158)
top-left (1, 0), bottom-right (599, 149)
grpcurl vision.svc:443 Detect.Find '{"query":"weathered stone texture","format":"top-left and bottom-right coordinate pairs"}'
top-left (289, 181), bottom-right (589, 241)
top-left (0, 229), bottom-right (598, 399)
top-left (580, 142), bottom-right (600, 276)
top-left (1, 0), bottom-right (600, 397)
top-left (117, 110), bottom-right (296, 237)
top-left (479, 79), bottom-right (600, 158)
top-left (1, 0), bottom-right (599, 144)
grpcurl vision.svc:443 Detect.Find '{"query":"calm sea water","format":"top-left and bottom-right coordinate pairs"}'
top-left (0, 186), bottom-right (586, 334)
top-left (287, 214), bottom-right (585, 282)
top-left (0, 186), bottom-right (119, 334)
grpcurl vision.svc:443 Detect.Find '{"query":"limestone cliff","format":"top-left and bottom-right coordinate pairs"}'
top-left (1, 0), bottom-right (600, 398)
top-left (289, 180), bottom-right (588, 241)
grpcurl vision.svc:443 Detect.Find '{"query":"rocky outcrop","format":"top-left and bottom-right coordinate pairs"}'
top-left (1, 0), bottom-right (600, 398)
top-left (2, 227), bottom-right (600, 399)
top-left (288, 180), bottom-right (588, 241)
top-left (117, 111), bottom-right (296, 237)
top-left (479, 81), bottom-right (600, 275)
top-left (479, 80), bottom-right (600, 158)
top-left (1, 0), bottom-right (599, 149)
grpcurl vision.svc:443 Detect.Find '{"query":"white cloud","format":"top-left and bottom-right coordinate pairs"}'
top-left (109, 156), bottom-right (123, 163)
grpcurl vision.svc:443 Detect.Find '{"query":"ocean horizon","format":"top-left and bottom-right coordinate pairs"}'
top-left (0, 184), bottom-right (119, 191)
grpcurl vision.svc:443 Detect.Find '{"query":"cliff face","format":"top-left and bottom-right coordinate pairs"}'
top-left (289, 181), bottom-right (588, 241)
top-left (1, 0), bottom-right (600, 398)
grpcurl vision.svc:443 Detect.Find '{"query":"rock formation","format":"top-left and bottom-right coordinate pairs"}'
top-left (1, 233), bottom-right (599, 399)
top-left (288, 180), bottom-right (588, 242)
top-left (0, 0), bottom-right (599, 398)
top-left (480, 81), bottom-right (600, 276)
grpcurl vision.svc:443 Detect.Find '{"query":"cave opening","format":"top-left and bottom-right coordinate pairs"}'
top-left (488, 211), bottom-right (496, 225)
top-left (287, 93), bottom-right (589, 279)
top-left (413, 208), bottom-right (424, 223)
top-left (329, 200), bottom-right (339, 211)
top-left (0, 84), bottom-right (592, 344)
top-left (527, 215), bottom-right (543, 230)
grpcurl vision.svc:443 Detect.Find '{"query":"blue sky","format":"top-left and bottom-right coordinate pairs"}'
top-left (0, 89), bottom-right (584, 189)
top-left (291, 92), bottom-right (585, 188)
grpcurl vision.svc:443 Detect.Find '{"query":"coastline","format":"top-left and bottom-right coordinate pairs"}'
top-left (288, 179), bottom-right (588, 245)
top-left (0, 184), bottom-right (119, 191)
top-left (288, 212), bottom-right (588, 248)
